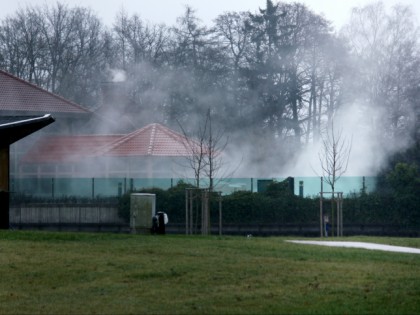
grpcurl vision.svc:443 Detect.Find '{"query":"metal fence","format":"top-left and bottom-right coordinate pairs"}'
top-left (10, 204), bottom-right (124, 225)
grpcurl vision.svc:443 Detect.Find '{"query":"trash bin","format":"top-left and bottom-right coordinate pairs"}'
top-left (155, 211), bottom-right (168, 235)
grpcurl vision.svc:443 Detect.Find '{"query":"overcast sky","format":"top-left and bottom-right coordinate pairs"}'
top-left (1, 0), bottom-right (420, 30)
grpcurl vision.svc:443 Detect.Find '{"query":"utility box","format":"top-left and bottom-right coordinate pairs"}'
top-left (130, 193), bottom-right (156, 234)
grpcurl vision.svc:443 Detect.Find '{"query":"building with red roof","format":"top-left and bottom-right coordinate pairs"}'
top-left (0, 69), bottom-right (197, 180)
top-left (19, 123), bottom-right (196, 178)
top-left (0, 69), bottom-right (94, 183)
top-left (0, 69), bottom-right (91, 133)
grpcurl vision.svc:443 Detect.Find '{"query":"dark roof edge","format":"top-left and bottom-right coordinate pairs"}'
top-left (0, 114), bottom-right (55, 129)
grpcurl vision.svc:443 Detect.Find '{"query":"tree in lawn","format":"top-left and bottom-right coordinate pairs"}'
top-left (318, 121), bottom-right (352, 236)
top-left (178, 108), bottom-right (229, 235)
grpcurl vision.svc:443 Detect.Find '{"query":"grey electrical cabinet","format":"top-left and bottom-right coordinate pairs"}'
top-left (130, 193), bottom-right (156, 234)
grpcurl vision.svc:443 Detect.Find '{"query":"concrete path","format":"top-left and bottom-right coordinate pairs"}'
top-left (286, 240), bottom-right (420, 254)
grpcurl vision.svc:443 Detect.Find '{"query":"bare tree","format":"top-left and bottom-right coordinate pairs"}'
top-left (0, 3), bottom-right (107, 107)
top-left (318, 121), bottom-right (352, 236)
top-left (341, 2), bottom-right (420, 142)
top-left (203, 108), bottom-right (229, 192)
top-left (0, 6), bottom-right (45, 83)
top-left (113, 10), bottom-right (169, 66)
top-left (178, 108), bottom-right (231, 191)
top-left (179, 108), bottom-right (231, 236)
top-left (177, 115), bottom-right (208, 188)
top-left (214, 12), bottom-right (251, 72)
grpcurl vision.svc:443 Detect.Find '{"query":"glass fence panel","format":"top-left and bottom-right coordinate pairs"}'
top-left (295, 176), bottom-right (377, 198)
top-left (55, 178), bottom-right (91, 198)
top-left (11, 178), bottom-right (55, 198)
top-left (10, 176), bottom-right (377, 198)
top-left (93, 178), bottom-right (125, 197)
top-left (132, 178), bottom-right (174, 191)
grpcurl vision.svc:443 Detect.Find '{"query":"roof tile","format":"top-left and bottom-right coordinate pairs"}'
top-left (0, 69), bottom-right (91, 114)
top-left (22, 123), bottom-right (195, 163)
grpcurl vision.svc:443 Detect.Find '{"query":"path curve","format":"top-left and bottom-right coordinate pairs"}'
top-left (286, 240), bottom-right (420, 254)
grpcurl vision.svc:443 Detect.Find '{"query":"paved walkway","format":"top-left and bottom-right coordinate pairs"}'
top-left (286, 240), bottom-right (420, 254)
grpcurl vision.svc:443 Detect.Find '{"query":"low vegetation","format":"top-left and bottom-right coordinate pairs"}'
top-left (115, 168), bottom-right (420, 230)
top-left (0, 231), bottom-right (419, 314)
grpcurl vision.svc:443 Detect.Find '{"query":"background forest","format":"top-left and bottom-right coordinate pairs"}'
top-left (0, 0), bottom-right (419, 179)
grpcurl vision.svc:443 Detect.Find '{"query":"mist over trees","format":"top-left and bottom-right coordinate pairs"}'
top-left (1, 0), bottom-right (419, 177)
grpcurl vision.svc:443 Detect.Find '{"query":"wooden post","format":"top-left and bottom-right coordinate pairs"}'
top-left (320, 177), bottom-right (323, 237)
top-left (201, 190), bottom-right (207, 235)
top-left (335, 192), bottom-right (339, 237)
top-left (51, 178), bottom-right (55, 199)
top-left (219, 192), bottom-right (222, 236)
top-left (340, 194), bottom-right (342, 236)
top-left (185, 189), bottom-right (188, 235)
top-left (189, 190), bottom-right (193, 234)
top-left (201, 190), bottom-right (205, 235)
top-left (0, 146), bottom-right (9, 229)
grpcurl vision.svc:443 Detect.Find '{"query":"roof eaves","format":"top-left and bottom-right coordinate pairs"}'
top-left (0, 114), bottom-right (54, 128)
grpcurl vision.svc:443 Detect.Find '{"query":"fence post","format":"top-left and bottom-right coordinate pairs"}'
top-left (219, 192), bottom-right (222, 236)
top-left (51, 178), bottom-right (55, 199)
top-left (190, 190), bottom-right (193, 234)
top-left (185, 189), bottom-right (188, 235)
top-left (320, 177), bottom-right (323, 237)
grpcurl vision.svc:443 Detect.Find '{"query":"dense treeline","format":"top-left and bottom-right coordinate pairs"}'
top-left (1, 1), bottom-right (419, 176)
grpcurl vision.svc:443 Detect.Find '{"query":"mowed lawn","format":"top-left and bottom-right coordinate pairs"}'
top-left (0, 231), bottom-right (419, 314)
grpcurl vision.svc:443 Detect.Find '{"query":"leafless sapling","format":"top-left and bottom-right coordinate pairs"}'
top-left (318, 121), bottom-right (352, 236)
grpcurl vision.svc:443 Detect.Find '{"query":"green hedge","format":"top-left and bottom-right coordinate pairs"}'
top-left (14, 175), bottom-right (418, 229)
top-left (221, 191), bottom-right (318, 224)
top-left (117, 178), bottom-right (420, 229)
top-left (119, 180), bottom-right (319, 225)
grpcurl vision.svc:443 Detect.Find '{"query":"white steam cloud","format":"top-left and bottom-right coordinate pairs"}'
top-left (110, 69), bottom-right (127, 83)
top-left (287, 102), bottom-right (411, 177)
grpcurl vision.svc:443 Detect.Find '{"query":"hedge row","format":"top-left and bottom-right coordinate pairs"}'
top-left (119, 179), bottom-right (419, 229)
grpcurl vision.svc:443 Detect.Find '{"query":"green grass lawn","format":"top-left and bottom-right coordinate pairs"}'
top-left (0, 231), bottom-right (419, 314)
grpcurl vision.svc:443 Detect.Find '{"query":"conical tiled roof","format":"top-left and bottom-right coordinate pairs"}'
top-left (22, 123), bottom-right (195, 163)
top-left (96, 123), bottom-right (193, 157)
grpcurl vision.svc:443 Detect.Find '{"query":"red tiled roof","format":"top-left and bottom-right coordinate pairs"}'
top-left (96, 123), bottom-right (193, 157)
top-left (22, 134), bottom-right (122, 163)
top-left (22, 123), bottom-right (195, 163)
top-left (0, 69), bottom-right (91, 115)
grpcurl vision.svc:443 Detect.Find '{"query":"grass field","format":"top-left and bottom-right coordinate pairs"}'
top-left (0, 231), bottom-right (419, 314)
